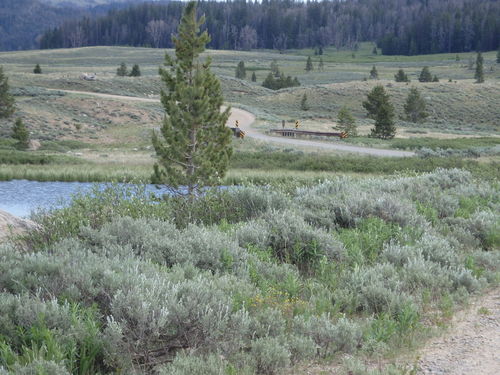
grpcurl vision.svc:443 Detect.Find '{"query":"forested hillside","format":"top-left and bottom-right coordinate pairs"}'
top-left (0, 0), bottom-right (81, 51)
top-left (41, 0), bottom-right (159, 8)
top-left (0, 0), bottom-right (139, 51)
top-left (39, 0), bottom-right (500, 54)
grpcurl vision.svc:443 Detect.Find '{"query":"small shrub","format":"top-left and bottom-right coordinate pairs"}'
top-left (236, 210), bottom-right (344, 273)
top-left (251, 337), bottom-right (290, 374)
top-left (157, 354), bottom-right (227, 375)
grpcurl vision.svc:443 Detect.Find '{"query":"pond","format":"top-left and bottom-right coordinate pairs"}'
top-left (0, 180), bottom-right (169, 218)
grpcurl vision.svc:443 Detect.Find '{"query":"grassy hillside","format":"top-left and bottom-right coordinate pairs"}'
top-left (0, 44), bottom-right (498, 183)
top-left (1, 44), bottom-right (499, 142)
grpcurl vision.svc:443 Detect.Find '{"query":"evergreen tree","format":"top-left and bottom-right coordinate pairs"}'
top-left (394, 69), bottom-right (409, 82)
top-left (318, 46), bottom-right (323, 55)
top-left (262, 72), bottom-right (300, 90)
top-left (475, 52), bottom-right (484, 83)
top-left (0, 66), bottom-right (15, 119)
top-left (116, 62), bottom-right (128, 76)
top-left (404, 87), bottom-right (428, 123)
top-left (362, 85), bottom-right (396, 139)
top-left (251, 71), bottom-right (257, 82)
top-left (300, 93), bottom-right (309, 111)
top-left (152, 1), bottom-right (232, 196)
top-left (235, 61), bottom-right (246, 79)
top-left (270, 60), bottom-right (279, 76)
top-left (262, 72), bottom-right (277, 90)
top-left (336, 106), bottom-right (357, 137)
top-left (369, 65), bottom-right (378, 79)
top-left (12, 118), bottom-right (29, 149)
top-left (318, 57), bottom-right (324, 71)
top-left (129, 64), bottom-right (141, 77)
top-left (418, 66), bottom-right (433, 82)
top-left (305, 56), bottom-right (313, 72)
top-left (372, 46), bottom-right (378, 55)
top-left (432, 75), bottom-right (439, 82)
top-left (33, 64), bottom-right (42, 74)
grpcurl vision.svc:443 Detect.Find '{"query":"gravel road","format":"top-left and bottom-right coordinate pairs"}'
top-left (53, 89), bottom-right (415, 157)
top-left (417, 289), bottom-right (500, 375)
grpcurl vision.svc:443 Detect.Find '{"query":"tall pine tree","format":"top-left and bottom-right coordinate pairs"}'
top-left (0, 66), bottom-right (15, 119)
top-left (12, 117), bottom-right (29, 149)
top-left (394, 69), bottom-right (409, 82)
top-left (300, 93), bottom-right (309, 111)
top-left (336, 107), bottom-right (357, 137)
top-left (418, 66), bottom-right (433, 82)
top-left (475, 52), bottom-right (484, 83)
top-left (129, 64), bottom-right (141, 77)
top-left (370, 65), bottom-right (378, 79)
top-left (404, 87), bottom-right (428, 123)
top-left (152, 1), bottom-right (232, 196)
top-left (305, 56), bottom-right (313, 72)
top-left (235, 61), bottom-right (246, 79)
top-left (363, 85), bottom-right (396, 139)
top-left (116, 62), bottom-right (128, 76)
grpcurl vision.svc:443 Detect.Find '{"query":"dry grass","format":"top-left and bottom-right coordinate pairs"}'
top-left (0, 44), bottom-right (498, 157)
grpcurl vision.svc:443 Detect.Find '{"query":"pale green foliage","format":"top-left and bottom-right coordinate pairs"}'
top-left (80, 216), bottom-right (248, 274)
top-left (251, 337), bottom-right (291, 374)
top-left (287, 335), bottom-right (316, 364)
top-left (157, 354), bottom-right (227, 375)
top-left (235, 209), bottom-right (345, 271)
top-left (293, 314), bottom-right (362, 357)
top-left (249, 308), bottom-right (286, 339)
top-left (1, 168), bottom-right (498, 374)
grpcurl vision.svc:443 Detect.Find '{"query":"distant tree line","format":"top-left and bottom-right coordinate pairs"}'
top-left (0, 0), bottom-right (117, 51)
top-left (39, 0), bottom-right (500, 54)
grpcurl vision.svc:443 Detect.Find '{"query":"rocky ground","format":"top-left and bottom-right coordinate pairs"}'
top-left (416, 288), bottom-right (500, 375)
top-left (0, 209), bottom-right (36, 242)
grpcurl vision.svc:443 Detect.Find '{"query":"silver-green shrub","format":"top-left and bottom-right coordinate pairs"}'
top-left (292, 314), bottom-right (362, 357)
top-left (236, 209), bottom-right (344, 271)
top-left (156, 353), bottom-right (227, 375)
top-left (251, 337), bottom-right (291, 374)
top-left (286, 335), bottom-right (316, 364)
top-left (249, 308), bottom-right (286, 340)
top-left (80, 217), bottom-right (248, 274)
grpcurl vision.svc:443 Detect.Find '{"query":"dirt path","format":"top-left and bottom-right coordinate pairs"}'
top-left (53, 89), bottom-right (415, 157)
top-left (416, 288), bottom-right (500, 375)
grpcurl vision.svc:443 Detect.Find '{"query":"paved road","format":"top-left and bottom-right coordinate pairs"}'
top-left (54, 89), bottom-right (415, 157)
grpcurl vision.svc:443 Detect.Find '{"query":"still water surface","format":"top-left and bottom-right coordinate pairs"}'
top-left (0, 180), bottom-right (168, 218)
